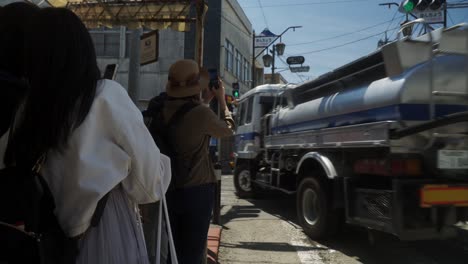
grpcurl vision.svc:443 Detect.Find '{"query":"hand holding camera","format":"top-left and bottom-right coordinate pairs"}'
top-left (208, 69), bottom-right (225, 100)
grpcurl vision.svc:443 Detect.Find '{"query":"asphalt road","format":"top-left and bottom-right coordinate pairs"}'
top-left (218, 175), bottom-right (468, 264)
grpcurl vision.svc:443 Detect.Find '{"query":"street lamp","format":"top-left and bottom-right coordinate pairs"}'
top-left (264, 42), bottom-right (288, 84)
top-left (262, 53), bottom-right (272, 67)
top-left (275, 42), bottom-right (286, 56)
top-left (252, 26), bottom-right (301, 88)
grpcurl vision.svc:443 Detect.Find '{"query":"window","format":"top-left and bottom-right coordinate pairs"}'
top-left (235, 50), bottom-right (242, 78)
top-left (90, 30), bottom-right (120, 57)
top-left (225, 40), bottom-right (234, 72)
top-left (238, 101), bottom-right (246, 125)
top-left (246, 96), bottom-right (254, 124)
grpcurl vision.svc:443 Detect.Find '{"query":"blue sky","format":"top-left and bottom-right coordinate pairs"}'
top-left (237, 0), bottom-right (468, 84)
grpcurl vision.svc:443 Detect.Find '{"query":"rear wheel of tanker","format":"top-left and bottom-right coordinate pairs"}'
top-left (297, 177), bottom-right (338, 240)
top-left (234, 163), bottom-right (255, 198)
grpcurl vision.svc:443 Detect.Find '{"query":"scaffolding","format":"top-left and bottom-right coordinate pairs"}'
top-left (41, 0), bottom-right (206, 64)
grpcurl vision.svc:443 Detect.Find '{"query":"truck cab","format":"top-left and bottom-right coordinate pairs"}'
top-left (234, 84), bottom-right (293, 195)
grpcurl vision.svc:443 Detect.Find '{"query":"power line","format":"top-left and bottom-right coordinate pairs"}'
top-left (288, 16), bottom-right (404, 47)
top-left (376, 9), bottom-right (399, 46)
top-left (221, 14), bottom-right (251, 38)
top-left (385, 9), bottom-right (399, 32)
top-left (257, 0), bottom-right (269, 29)
top-left (448, 12), bottom-right (456, 25)
top-left (277, 55), bottom-right (304, 83)
top-left (292, 26), bottom-right (400, 55)
top-left (242, 0), bottom-right (373, 8)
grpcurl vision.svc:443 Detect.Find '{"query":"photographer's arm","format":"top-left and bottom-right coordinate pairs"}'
top-left (202, 80), bottom-right (235, 137)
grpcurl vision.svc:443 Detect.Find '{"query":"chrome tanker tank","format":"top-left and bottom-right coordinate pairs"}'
top-left (271, 24), bottom-right (468, 139)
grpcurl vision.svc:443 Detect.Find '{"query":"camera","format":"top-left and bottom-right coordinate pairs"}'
top-left (208, 69), bottom-right (220, 90)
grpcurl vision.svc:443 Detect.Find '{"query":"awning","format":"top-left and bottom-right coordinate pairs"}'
top-left (44, 0), bottom-right (194, 31)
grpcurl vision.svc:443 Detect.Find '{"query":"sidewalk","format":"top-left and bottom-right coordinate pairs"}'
top-left (207, 225), bottom-right (222, 264)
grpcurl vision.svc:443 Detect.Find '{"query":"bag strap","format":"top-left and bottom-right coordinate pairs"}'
top-left (166, 102), bottom-right (198, 130)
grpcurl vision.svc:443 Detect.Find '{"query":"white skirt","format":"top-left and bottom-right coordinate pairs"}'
top-left (76, 186), bottom-right (150, 264)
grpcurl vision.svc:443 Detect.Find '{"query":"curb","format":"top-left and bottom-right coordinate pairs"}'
top-left (207, 226), bottom-right (222, 264)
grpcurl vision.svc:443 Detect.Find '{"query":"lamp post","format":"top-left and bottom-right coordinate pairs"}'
top-left (252, 26), bottom-right (301, 88)
top-left (261, 42), bottom-right (286, 84)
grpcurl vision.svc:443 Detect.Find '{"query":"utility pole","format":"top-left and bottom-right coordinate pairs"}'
top-left (251, 30), bottom-right (256, 89)
top-left (128, 28), bottom-right (142, 105)
top-left (271, 45), bottom-right (276, 84)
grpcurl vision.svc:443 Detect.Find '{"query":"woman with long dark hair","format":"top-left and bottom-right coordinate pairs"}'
top-left (0, 7), bottom-right (171, 263)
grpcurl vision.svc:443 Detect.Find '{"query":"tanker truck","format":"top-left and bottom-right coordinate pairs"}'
top-left (233, 22), bottom-right (468, 240)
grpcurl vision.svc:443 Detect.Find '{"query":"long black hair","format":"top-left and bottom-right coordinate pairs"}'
top-left (0, 2), bottom-right (39, 77)
top-left (6, 8), bottom-right (101, 165)
top-left (0, 2), bottom-right (39, 137)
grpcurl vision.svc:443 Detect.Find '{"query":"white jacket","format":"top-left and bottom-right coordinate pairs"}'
top-left (0, 80), bottom-right (171, 237)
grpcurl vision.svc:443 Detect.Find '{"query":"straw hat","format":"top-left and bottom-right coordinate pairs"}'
top-left (166, 59), bottom-right (209, 98)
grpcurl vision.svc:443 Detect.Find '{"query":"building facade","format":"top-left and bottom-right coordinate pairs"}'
top-left (264, 73), bottom-right (288, 85)
top-left (90, 28), bottom-right (185, 109)
top-left (185, 0), bottom-right (254, 97)
top-left (185, 0), bottom-right (255, 171)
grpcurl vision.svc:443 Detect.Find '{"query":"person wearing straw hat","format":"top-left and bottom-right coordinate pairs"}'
top-left (163, 59), bottom-right (234, 264)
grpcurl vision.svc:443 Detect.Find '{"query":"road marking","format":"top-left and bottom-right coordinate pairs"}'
top-left (283, 222), bottom-right (325, 264)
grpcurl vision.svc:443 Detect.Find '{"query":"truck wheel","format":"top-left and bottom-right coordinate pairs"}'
top-left (297, 177), bottom-right (338, 240)
top-left (234, 163), bottom-right (255, 198)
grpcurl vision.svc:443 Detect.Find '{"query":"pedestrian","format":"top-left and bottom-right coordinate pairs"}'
top-left (162, 60), bottom-right (235, 264)
top-left (0, 7), bottom-right (171, 264)
top-left (0, 1), bottom-right (38, 137)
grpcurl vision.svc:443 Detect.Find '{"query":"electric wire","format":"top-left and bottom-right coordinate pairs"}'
top-left (288, 15), bottom-right (404, 47)
top-left (383, 9), bottom-right (400, 39)
top-left (277, 55), bottom-right (304, 83)
top-left (292, 26), bottom-right (400, 55)
top-left (242, 0), bottom-right (373, 9)
top-left (257, 0), bottom-right (269, 29)
top-left (448, 12), bottom-right (456, 25)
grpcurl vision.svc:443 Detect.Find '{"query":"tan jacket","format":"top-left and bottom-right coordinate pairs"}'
top-left (163, 99), bottom-right (234, 188)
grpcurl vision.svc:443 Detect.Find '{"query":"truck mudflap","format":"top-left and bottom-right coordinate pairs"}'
top-left (344, 178), bottom-right (468, 240)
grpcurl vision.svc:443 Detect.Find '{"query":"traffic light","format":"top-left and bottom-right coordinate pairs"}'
top-left (400, 0), bottom-right (446, 13)
top-left (232, 82), bottom-right (240, 98)
top-left (429, 0), bottom-right (444, 10)
top-left (416, 0), bottom-right (430, 11)
top-left (401, 0), bottom-right (418, 12)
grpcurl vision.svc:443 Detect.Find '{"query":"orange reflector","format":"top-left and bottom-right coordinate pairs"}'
top-left (420, 185), bottom-right (468, 207)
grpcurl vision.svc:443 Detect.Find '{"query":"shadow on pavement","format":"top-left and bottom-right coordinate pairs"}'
top-left (220, 241), bottom-right (327, 252)
top-left (230, 190), bottom-right (468, 264)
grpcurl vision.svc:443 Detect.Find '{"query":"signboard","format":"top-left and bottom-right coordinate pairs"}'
top-left (414, 10), bottom-right (445, 24)
top-left (255, 28), bottom-right (277, 48)
top-left (140, 30), bottom-right (159, 66)
top-left (290, 66), bottom-right (310, 73)
top-left (286, 56), bottom-right (305, 65)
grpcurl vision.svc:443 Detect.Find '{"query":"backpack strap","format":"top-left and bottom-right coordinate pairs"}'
top-left (166, 102), bottom-right (198, 129)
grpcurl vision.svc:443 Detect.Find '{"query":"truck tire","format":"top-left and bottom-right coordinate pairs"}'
top-left (234, 163), bottom-right (255, 198)
top-left (297, 177), bottom-right (338, 240)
